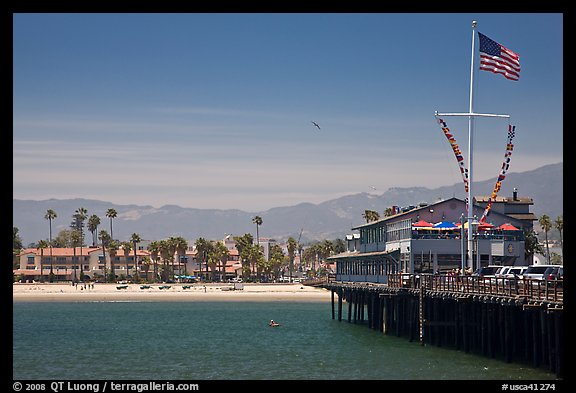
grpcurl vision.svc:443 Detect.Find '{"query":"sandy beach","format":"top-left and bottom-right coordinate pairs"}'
top-left (12, 282), bottom-right (332, 302)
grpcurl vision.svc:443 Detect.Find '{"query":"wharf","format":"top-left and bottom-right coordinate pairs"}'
top-left (322, 274), bottom-right (564, 379)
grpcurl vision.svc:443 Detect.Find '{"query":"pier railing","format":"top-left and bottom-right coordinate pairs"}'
top-left (388, 273), bottom-right (563, 303)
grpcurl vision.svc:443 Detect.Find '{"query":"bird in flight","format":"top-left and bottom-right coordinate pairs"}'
top-left (369, 185), bottom-right (377, 191)
top-left (311, 121), bottom-right (321, 130)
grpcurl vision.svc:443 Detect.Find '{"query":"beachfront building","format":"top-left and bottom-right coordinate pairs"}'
top-left (329, 194), bottom-right (535, 284)
top-left (258, 237), bottom-right (277, 261)
top-left (14, 247), bottom-right (151, 282)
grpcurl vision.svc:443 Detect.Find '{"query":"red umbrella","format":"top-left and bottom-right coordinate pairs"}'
top-left (412, 219), bottom-right (433, 228)
top-left (498, 223), bottom-right (519, 231)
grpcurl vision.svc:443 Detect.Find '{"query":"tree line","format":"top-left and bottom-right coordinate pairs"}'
top-left (13, 211), bottom-right (345, 283)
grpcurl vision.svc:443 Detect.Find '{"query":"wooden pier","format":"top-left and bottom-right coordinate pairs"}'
top-left (323, 274), bottom-right (564, 379)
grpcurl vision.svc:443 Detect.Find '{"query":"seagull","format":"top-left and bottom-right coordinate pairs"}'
top-left (311, 121), bottom-right (321, 130)
top-left (369, 185), bottom-right (377, 191)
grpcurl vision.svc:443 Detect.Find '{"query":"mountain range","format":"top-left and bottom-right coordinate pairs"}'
top-left (13, 162), bottom-right (562, 247)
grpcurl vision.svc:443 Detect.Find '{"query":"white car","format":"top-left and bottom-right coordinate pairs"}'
top-left (522, 265), bottom-right (557, 280)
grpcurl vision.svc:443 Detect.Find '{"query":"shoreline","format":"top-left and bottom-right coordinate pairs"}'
top-left (12, 282), bottom-right (332, 303)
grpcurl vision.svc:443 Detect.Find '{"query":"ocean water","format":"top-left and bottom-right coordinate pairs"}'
top-left (13, 301), bottom-right (557, 380)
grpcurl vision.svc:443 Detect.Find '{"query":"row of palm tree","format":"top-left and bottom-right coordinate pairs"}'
top-left (26, 209), bottom-right (342, 283)
top-left (36, 207), bottom-right (139, 283)
top-left (537, 214), bottom-right (563, 264)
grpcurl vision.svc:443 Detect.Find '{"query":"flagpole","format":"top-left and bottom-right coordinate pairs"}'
top-left (467, 20), bottom-right (477, 271)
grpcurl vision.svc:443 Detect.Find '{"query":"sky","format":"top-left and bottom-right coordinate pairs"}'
top-left (13, 13), bottom-right (563, 212)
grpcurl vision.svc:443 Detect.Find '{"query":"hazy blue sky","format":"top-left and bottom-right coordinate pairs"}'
top-left (13, 13), bottom-right (563, 211)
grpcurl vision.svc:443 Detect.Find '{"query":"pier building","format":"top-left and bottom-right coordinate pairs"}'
top-left (329, 194), bottom-right (535, 285)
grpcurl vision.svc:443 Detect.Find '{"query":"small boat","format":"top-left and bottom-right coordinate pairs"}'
top-left (269, 320), bottom-right (280, 327)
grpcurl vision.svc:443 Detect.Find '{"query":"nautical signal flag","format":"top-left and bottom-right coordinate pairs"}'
top-left (478, 32), bottom-right (520, 81)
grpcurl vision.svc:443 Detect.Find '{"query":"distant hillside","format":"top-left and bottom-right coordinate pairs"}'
top-left (13, 163), bottom-right (562, 246)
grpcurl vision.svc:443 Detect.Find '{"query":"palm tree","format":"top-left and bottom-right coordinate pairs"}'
top-left (383, 207), bottom-right (396, 217)
top-left (73, 208), bottom-right (88, 280)
top-left (36, 240), bottom-right (49, 282)
top-left (140, 256), bottom-right (151, 282)
top-left (13, 227), bottom-right (23, 270)
top-left (87, 215), bottom-right (101, 247)
top-left (233, 234), bottom-right (253, 281)
top-left (131, 233), bottom-right (142, 281)
top-left (211, 241), bottom-right (229, 281)
top-left (121, 241), bottom-right (132, 280)
top-left (523, 229), bottom-right (543, 264)
top-left (554, 215), bottom-right (563, 257)
top-left (538, 214), bottom-right (552, 264)
top-left (252, 216), bottom-right (263, 246)
top-left (287, 237), bottom-right (298, 282)
top-left (98, 230), bottom-right (111, 282)
top-left (70, 230), bottom-right (81, 283)
top-left (147, 241), bottom-right (161, 282)
top-left (171, 236), bottom-right (188, 278)
top-left (167, 237), bottom-right (178, 281)
top-left (158, 239), bottom-right (171, 282)
top-left (108, 240), bottom-right (119, 282)
top-left (195, 238), bottom-right (210, 281)
top-left (362, 209), bottom-right (380, 223)
top-left (44, 209), bottom-right (57, 281)
top-left (106, 208), bottom-right (118, 241)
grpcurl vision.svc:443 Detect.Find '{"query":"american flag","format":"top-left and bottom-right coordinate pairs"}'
top-left (478, 32), bottom-right (520, 81)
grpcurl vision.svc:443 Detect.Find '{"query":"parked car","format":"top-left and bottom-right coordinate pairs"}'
top-left (493, 266), bottom-right (528, 285)
top-left (544, 266), bottom-right (563, 281)
top-left (472, 265), bottom-right (501, 278)
top-left (494, 266), bottom-right (513, 278)
top-left (522, 264), bottom-right (558, 280)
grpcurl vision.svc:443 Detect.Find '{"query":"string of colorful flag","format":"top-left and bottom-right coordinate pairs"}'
top-left (436, 117), bottom-right (469, 194)
top-left (435, 116), bottom-right (516, 221)
top-left (479, 124), bottom-right (516, 222)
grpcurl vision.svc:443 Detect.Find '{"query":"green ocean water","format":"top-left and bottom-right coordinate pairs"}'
top-left (13, 301), bottom-right (557, 380)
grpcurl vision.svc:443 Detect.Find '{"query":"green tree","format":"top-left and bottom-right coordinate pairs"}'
top-left (362, 209), bottom-right (380, 223)
top-left (268, 243), bottom-right (285, 281)
top-left (287, 237), bottom-right (298, 282)
top-left (44, 209), bottom-right (57, 280)
top-left (158, 239), bottom-right (172, 282)
top-left (210, 241), bottom-right (229, 282)
top-left (523, 229), bottom-right (543, 264)
top-left (131, 233), bottom-right (142, 281)
top-left (554, 215), bottom-right (563, 258)
top-left (249, 244), bottom-right (266, 281)
top-left (140, 256), bottom-right (151, 282)
top-left (13, 227), bottom-right (23, 270)
top-left (36, 239), bottom-right (49, 282)
top-left (99, 230), bottom-right (111, 282)
top-left (539, 214), bottom-right (552, 264)
top-left (195, 237), bottom-right (211, 281)
top-left (332, 238), bottom-right (346, 254)
top-left (383, 207), bottom-right (395, 217)
top-left (106, 208), bottom-right (118, 241)
top-left (72, 208), bottom-right (88, 280)
top-left (147, 241), bottom-right (161, 282)
top-left (70, 229), bottom-right (81, 282)
top-left (53, 229), bottom-right (73, 247)
top-left (121, 241), bottom-right (132, 280)
top-left (234, 234), bottom-right (254, 281)
top-left (171, 236), bottom-right (188, 278)
top-left (87, 214), bottom-right (101, 247)
top-left (252, 216), bottom-right (263, 245)
top-left (108, 240), bottom-right (120, 281)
